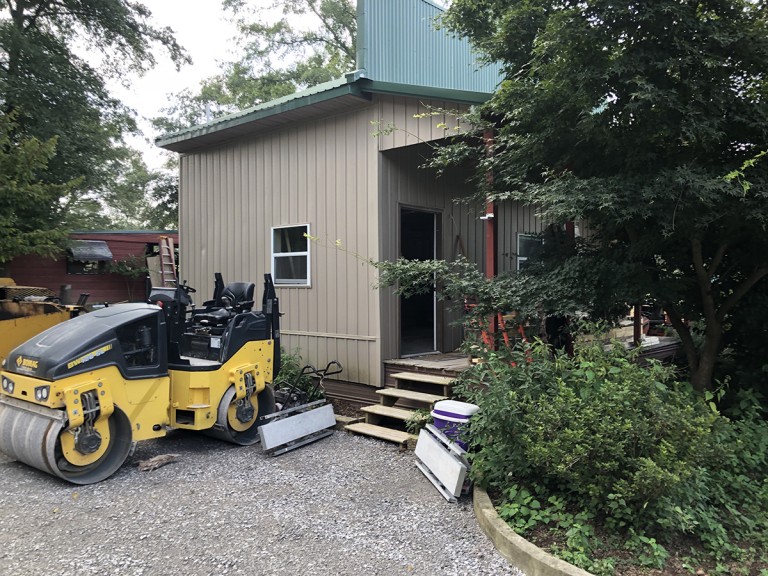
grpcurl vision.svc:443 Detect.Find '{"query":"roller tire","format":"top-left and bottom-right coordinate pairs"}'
top-left (205, 385), bottom-right (275, 445)
top-left (53, 406), bottom-right (133, 485)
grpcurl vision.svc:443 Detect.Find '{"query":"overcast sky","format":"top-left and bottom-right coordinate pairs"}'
top-left (113, 0), bottom-right (241, 168)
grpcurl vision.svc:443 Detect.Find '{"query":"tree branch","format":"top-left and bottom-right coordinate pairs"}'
top-left (306, 1), bottom-right (353, 59)
top-left (707, 242), bottom-right (728, 278)
top-left (717, 266), bottom-right (768, 323)
top-left (664, 305), bottom-right (698, 372)
top-left (691, 238), bottom-right (718, 325)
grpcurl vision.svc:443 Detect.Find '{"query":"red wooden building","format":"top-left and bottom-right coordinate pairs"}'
top-left (6, 231), bottom-right (178, 305)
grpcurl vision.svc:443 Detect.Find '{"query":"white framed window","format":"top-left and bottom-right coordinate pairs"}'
top-left (516, 233), bottom-right (543, 270)
top-left (271, 224), bottom-right (310, 286)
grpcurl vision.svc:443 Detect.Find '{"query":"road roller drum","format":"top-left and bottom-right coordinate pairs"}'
top-left (0, 395), bottom-right (134, 484)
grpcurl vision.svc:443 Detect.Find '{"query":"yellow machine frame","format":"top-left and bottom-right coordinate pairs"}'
top-left (0, 340), bottom-right (273, 452)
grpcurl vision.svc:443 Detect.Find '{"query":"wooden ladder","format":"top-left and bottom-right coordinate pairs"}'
top-left (344, 371), bottom-right (453, 448)
top-left (158, 236), bottom-right (177, 287)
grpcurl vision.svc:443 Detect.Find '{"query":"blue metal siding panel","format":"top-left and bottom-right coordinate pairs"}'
top-left (360, 0), bottom-right (502, 94)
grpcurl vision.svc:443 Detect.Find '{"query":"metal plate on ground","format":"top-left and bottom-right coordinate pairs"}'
top-left (414, 427), bottom-right (469, 500)
top-left (259, 403), bottom-right (336, 455)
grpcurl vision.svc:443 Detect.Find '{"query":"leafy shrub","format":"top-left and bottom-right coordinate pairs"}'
top-left (273, 348), bottom-right (322, 402)
top-left (455, 337), bottom-right (768, 570)
top-left (405, 408), bottom-right (432, 434)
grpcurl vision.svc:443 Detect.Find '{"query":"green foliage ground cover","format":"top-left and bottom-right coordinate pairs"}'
top-left (455, 338), bottom-right (768, 574)
top-left (272, 347), bottom-right (324, 403)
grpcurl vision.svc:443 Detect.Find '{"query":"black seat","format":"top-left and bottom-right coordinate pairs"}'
top-left (192, 281), bottom-right (255, 326)
top-left (221, 282), bottom-right (256, 311)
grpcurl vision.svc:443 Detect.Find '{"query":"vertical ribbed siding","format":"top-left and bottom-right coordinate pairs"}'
top-left (177, 96), bottom-right (542, 386)
top-left (359, 0), bottom-right (502, 93)
top-left (179, 107), bottom-right (381, 386)
top-left (376, 94), bottom-right (545, 360)
top-left (376, 96), bottom-right (472, 151)
top-left (377, 136), bottom-right (484, 361)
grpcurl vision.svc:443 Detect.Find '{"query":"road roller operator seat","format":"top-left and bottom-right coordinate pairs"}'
top-left (192, 281), bottom-right (256, 327)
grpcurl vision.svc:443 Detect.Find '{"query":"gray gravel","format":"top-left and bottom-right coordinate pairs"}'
top-left (0, 429), bottom-right (523, 576)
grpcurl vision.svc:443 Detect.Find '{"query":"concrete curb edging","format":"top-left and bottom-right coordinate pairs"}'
top-left (473, 486), bottom-right (594, 576)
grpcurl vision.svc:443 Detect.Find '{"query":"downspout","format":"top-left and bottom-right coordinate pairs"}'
top-left (483, 128), bottom-right (498, 343)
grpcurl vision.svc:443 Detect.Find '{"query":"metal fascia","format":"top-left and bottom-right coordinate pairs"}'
top-left (358, 79), bottom-right (492, 104)
top-left (156, 81), bottom-right (368, 150)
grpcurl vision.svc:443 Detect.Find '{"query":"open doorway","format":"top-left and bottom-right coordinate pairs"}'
top-left (400, 208), bottom-right (439, 356)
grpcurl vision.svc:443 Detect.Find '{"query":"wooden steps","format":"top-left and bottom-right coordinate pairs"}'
top-left (344, 370), bottom-right (456, 448)
top-left (360, 404), bottom-right (414, 423)
top-left (344, 422), bottom-right (415, 446)
top-left (391, 371), bottom-right (454, 396)
top-left (376, 388), bottom-right (446, 407)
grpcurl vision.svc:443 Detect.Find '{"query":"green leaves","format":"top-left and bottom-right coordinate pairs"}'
top-left (437, 0), bottom-right (768, 392)
top-left (456, 335), bottom-right (768, 571)
top-left (0, 1), bottom-right (188, 233)
top-left (0, 113), bottom-right (72, 262)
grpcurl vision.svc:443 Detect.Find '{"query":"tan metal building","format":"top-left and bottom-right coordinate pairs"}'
top-left (157, 0), bottom-right (544, 397)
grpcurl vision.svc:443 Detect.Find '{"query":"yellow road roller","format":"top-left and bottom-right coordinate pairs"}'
top-left (0, 274), bottom-right (280, 484)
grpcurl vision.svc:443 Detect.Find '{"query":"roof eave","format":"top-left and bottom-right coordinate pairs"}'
top-left (358, 79), bottom-right (493, 104)
top-left (156, 80), bottom-right (369, 152)
top-left (155, 76), bottom-right (494, 154)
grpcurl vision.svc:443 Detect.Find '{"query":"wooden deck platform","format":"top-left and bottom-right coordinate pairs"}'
top-left (384, 352), bottom-right (471, 374)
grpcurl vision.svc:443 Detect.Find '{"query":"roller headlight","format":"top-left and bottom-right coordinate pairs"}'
top-left (1, 376), bottom-right (14, 394)
top-left (35, 385), bottom-right (50, 401)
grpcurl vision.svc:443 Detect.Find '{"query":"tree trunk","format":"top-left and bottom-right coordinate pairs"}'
top-left (664, 306), bottom-right (698, 368)
top-left (690, 323), bottom-right (722, 393)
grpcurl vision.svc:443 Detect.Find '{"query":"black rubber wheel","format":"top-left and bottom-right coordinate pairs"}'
top-left (256, 385), bottom-right (276, 425)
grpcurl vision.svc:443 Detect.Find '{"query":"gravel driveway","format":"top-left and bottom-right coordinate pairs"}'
top-left (0, 429), bottom-right (522, 576)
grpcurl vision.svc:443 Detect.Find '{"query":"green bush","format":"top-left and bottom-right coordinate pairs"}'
top-left (273, 348), bottom-right (323, 402)
top-left (405, 408), bottom-right (432, 434)
top-left (455, 337), bottom-right (768, 570)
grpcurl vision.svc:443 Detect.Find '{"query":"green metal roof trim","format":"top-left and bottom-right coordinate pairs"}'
top-left (70, 230), bottom-right (178, 235)
top-left (357, 0), bottom-right (503, 94)
top-left (359, 79), bottom-right (491, 104)
top-left (156, 76), bottom-right (367, 149)
top-left (156, 75), bottom-right (490, 150)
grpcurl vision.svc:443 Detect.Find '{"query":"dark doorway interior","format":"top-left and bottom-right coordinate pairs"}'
top-left (400, 208), bottom-right (437, 356)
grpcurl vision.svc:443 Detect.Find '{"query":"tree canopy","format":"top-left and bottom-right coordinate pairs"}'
top-left (434, 0), bottom-right (768, 392)
top-left (0, 0), bottom-right (188, 247)
top-left (0, 113), bottom-right (73, 263)
top-left (155, 0), bottom-right (356, 133)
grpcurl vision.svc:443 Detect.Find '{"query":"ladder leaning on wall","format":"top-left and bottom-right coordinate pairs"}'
top-left (158, 236), bottom-right (177, 287)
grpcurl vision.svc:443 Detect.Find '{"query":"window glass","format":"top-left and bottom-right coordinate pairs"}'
top-left (274, 256), bottom-right (308, 282)
top-left (517, 233), bottom-right (543, 270)
top-left (116, 316), bottom-right (159, 368)
top-left (274, 227), bottom-right (308, 253)
top-left (67, 260), bottom-right (106, 275)
top-left (272, 224), bottom-right (310, 286)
